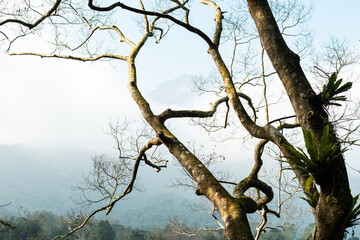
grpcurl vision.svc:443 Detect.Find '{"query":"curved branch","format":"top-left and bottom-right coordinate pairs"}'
top-left (87, 0), bottom-right (214, 47)
top-left (61, 25), bottom-right (135, 51)
top-left (224, 100), bottom-right (230, 128)
top-left (232, 139), bottom-right (273, 210)
top-left (234, 120), bottom-right (303, 211)
top-left (250, 139), bottom-right (268, 179)
top-left (234, 177), bottom-right (274, 210)
top-left (268, 115), bottom-right (296, 125)
top-left (0, 0), bottom-right (62, 29)
top-left (0, 202), bottom-right (11, 208)
top-left (200, 0), bottom-right (222, 47)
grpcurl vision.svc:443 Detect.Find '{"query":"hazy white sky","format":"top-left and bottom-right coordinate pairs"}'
top-left (0, 0), bottom-right (359, 158)
top-left (310, 0), bottom-right (360, 44)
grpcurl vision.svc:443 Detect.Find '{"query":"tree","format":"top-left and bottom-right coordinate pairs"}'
top-left (10, 209), bottom-right (42, 240)
top-left (89, 220), bottom-right (115, 240)
top-left (29, 211), bottom-right (68, 238)
top-left (129, 228), bottom-right (147, 240)
top-left (0, 1), bottom-right (359, 239)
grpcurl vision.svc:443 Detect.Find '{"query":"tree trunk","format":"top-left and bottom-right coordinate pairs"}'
top-left (246, 1), bottom-right (353, 239)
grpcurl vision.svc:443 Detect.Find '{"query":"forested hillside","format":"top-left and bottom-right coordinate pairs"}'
top-left (1, 210), bottom-right (329, 240)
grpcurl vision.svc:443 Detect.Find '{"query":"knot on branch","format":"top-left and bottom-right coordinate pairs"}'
top-left (195, 186), bottom-right (204, 196)
top-left (306, 110), bottom-right (314, 120)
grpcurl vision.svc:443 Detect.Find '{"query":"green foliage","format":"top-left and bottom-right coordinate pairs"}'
top-left (321, 73), bottom-right (352, 106)
top-left (11, 218), bottom-right (42, 240)
top-left (347, 194), bottom-right (360, 228)
top-left (304, 175), bottom-right (315, 194)
top-left (89, 220), bottom-right (115, 240)
top-left (285, 125), bottom-right (345, 176)
top-left (284, 125), bottom-right (347, 207)
top-left (0, 211), bottom-right (226, 240)
top-left (300, 192), bottom-right (319, 209)
top-left (1, 211), bottom-right (347, 240)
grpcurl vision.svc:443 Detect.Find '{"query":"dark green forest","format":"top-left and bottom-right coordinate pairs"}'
top-left (0, 210), bottom-right (221, 240)
top-left (2, 210), bottom-right (354, 240)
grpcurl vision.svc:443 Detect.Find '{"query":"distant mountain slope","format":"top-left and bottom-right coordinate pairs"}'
top-left (0, 144), bottom-right (92, 215)
top-left (148, 75), bottom-right (198, 106)
top-left (0, 144), bottom-right (219, 229)
top-left (109, 190), bottom-right (219, 229)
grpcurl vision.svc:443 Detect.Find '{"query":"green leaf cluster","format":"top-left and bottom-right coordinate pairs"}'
top-left (321, 73), bottom-right (352, 106)
top-left (285, 125), bottom-right (344, 176)
top-left (284, 125), bottom-right (348, 208)
top-left (347, 194), bottom-right (360, 228)
top-left (300, 191), bottom-right (319, 209)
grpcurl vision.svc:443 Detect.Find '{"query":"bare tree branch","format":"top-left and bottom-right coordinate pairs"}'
top-left (52, 136), bottom-right (162, 239)
top-left (0, 0), bottom-right (61, 29)
top-left (6, 51), bottom-right (127, 61)
top-left (87, 0), bottom-right (215, 47)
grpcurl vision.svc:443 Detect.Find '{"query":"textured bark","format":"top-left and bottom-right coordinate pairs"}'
top-left (247, 0), bottom-right (353, 239)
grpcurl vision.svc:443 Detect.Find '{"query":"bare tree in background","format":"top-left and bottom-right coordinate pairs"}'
top-left (1, 0), bottom-right (360, 239)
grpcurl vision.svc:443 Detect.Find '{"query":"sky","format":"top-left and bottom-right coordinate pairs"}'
top-left (310, 0), bottom-right (360, 45)
top-left (0, 0), bottom-right (359, 165)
